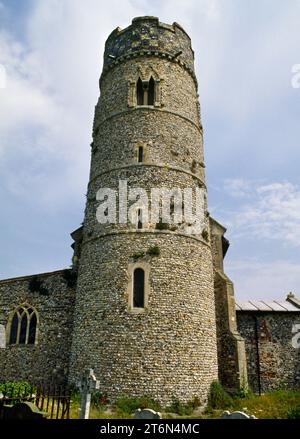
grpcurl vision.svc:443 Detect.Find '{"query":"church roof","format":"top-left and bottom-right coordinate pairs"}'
top-left (236, 295), bottom-right (300, 312)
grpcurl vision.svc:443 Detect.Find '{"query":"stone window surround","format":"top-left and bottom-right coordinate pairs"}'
top-left (135, 142), bottom-right (147, 164)
top-left (128, 65), bottom-right (162, 108)
top-left (127, 261), bottom-right (150, 314)
top-left (6, 303), bottom-right (39, 347)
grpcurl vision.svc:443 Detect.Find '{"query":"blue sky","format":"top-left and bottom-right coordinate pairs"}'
top-left (0, 0), bottom-right (299, 300)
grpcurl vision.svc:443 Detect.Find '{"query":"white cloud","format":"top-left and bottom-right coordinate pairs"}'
top-left (227, 258), bottom-right (300, 301)
top-left (220, 179), bottom-right (300, 247)
top-left (0, 0), bottom-right (144, 210)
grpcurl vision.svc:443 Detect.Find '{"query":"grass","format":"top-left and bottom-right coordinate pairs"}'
top-left (68, 388), bottom-right (300, 419)
top-left (228, 389), bottom-right (300, 419)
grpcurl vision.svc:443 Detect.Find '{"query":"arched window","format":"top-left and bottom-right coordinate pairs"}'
top-left (136, 76), bottom-right (155, 106)
top-left (133, 268), bottom-right (145, 308)
top-left (136, 77), bottom-right (144, 106)
top-left (8, 305), bottom-right (38, 345)
top-left (148, 76), bottom-right (155, 105)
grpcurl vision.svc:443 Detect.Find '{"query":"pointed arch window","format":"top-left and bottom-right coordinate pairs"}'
top-left (136, 76), bottom-right (155, 106)
top-left (8, 305), bottom-right (38, 345)
top-left (148, 76), bottom-right (155, 105)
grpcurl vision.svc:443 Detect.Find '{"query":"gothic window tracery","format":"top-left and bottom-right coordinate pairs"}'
top-left (8, 305), bottom-right (38, 345)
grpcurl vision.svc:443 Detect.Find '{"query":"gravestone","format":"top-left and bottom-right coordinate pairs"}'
top-left (220, 410), bottom-right (257, 419)
top-left (78, 368), bottom-right (100, 419)
top-left (7, 402), bottom-right (48, 419)
top-left (134, 408), bottom-right (162, 419)
top-left (0, 325), bottom-right (6, 349)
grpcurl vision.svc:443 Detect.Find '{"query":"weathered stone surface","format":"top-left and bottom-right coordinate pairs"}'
top-left (0, 270), bottom-right (75, 383)
top-left (220, 410), bottom-right (256, 419)
top-left (7, 402), bottom-right (48, 419)
top-left (237, 312), bottom-right (300, 393)
top-left (134, 408), bottom-right (162, 419)
top-left (0, 324), bottom-right (6, 349)
top-left (68, 16), bottom-right (218, 405)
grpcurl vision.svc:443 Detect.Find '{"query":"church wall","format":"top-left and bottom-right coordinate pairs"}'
top-left (0, 270), bottom-right (75, 384)
top-left (237, 312), bottom-right (300, 393)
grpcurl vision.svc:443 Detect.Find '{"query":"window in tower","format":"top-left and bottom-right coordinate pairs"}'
top-left (138, 146), bottom-right (144, 163)
top-left (137, 208), bottom-right (143, 229)
top-left (133, 268), bottom-right (145, 308)
top-left (8, 305), bottom-right (38, 345)
top-left (136, 76), bottom-right (155, 106)
top-left (148, 76), bottom-right (155, 105)
top-left (137, 77), bottom-right (144, 106)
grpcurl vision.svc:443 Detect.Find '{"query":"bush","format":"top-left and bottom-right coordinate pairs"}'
top-left (207, 381), bottom-right (233, 409)
top-left (132, 251), bottom-right (145, 261)
top-left (0, 381), bottom-right (32, 399)
top-left (91, 391), bottom-right (109, 409)
top-left (115, 396), bottom-right (161, 415)
top-left (166, 397), bottom-right (201, 416)
top-left (28, 276), bottom-right (48, 296)
top-left (62, 269), bottom-right (77, 288)
top-left (155, 222), bottom-right (169, 231)
top-left (287, 405), bottom-right (300, 419)
top-left (147, 246), bottom-right (160, 257)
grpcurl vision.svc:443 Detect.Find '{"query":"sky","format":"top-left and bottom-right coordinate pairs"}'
top-left (0, 0), bottom-right (299, 300)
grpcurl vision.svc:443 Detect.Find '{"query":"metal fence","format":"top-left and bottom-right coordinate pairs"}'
top-left (0, 382), bottom-right (71, 419)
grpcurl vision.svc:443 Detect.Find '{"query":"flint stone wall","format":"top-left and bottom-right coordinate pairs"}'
top-left (0, 270), bottom-right (75, 383)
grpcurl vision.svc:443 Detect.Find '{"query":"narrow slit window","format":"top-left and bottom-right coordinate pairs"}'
top-left (19, 313), bottom-right (27, 344)
top-left (138, 146), bottom-right (143, 163)
top-left (148, 76), bottom-right (155, 105)
top-left (137, 209), bottom-right (143, 229)
top-left (9, 313), bottom-right (18, 345)
top-left (28, 313), bottom-right (37, 345)
top-left (133, 268), bottom-right (145, 308)
top-left (137, 78), bottom-right (144, 106)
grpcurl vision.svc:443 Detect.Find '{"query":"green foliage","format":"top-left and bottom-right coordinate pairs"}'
top-left (0, 381), bottom-right (32, 398)
top-left (132, 251), bottom-right (145, 261)
top-left (201, 229), bottom-right (209, 241)
top-left (114, 396), bottom-right (161, 415)
top-left (230, 389), bottom-right (300, 419)
top-left (287, 405), bottom-right (300, 419)
top-left (236, 373), bottom-right (251, 399)
top-left (91, 392), bottom-right (109, 409)
top-left (147, 245), bottom-right (160, 257)
top-left (207, 381), bottom-right (233, 409)
top-left (166, 397), bottom-right (201, 416)
top-left (28, 276), bottom-right (48, 296)
top-left (155, 222), bottom-right (170, 231)
top-left (62, 269), bottom-right (77, 288)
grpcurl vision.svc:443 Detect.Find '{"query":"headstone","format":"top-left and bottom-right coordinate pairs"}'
top-left (134, 408), bottom-right (162, 419)
top-left (78, 368), bottom-right (100, 419)
top-left (7, 402), bottom-right (48, 419)
top-left (220, 410), bottom-right (257, 419)
top-left (0, 325), bottom-right (6, 349)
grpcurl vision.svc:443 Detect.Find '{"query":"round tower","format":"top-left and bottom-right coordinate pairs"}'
top-left (69, 16), bottom-right (218, 405)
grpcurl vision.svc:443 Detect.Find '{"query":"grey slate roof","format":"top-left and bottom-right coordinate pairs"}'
top-left (236, 299), bottom-right (300, 312)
